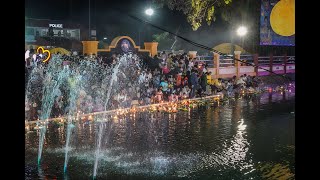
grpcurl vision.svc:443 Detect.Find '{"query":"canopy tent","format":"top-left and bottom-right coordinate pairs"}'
top-left (49, 47), bottom-right (71, 55)
top-left (212, 43), bottom-right (248, 54)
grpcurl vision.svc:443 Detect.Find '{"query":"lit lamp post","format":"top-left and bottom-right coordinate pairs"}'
top-left (144, 8), bottom-right (154, 42)
top-left (145, 8), bottom-right (154, 16)
top-left (231, 25), bottom-right (248, 58)
top-left (237, 26), bottom-right (248, 37)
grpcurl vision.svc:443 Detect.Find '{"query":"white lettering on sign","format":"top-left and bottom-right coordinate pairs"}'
top-left (49, 24), bottom-right (63, 28)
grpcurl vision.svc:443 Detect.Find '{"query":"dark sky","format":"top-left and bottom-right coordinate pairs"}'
top-left (25, 0), bottom-right (234, 52)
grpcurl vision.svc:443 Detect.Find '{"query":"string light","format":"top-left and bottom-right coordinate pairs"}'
top-left (26, 86), bottom-right (290, 126)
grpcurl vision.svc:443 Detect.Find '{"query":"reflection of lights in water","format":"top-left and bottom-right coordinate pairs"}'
top-left (179, 116), bottom-right (253, 176)
top-left (238, 118), bottom-right (247, 131)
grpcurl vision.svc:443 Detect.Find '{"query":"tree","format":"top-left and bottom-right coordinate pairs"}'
top-left (154, 0), bottom-right (264, 53)
top-left (218, 0), bottom-right (260, 50)
top-left (152, 32), bottom-right (174, 51)
top-left (153, 0), bottom-right (233, 31)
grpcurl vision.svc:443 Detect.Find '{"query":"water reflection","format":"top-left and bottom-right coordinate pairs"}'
top-left (25, 91), bottom-right (295, 179)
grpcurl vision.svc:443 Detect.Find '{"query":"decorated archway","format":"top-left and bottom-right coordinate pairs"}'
top-left (97, 36), bottom-right (158, 58)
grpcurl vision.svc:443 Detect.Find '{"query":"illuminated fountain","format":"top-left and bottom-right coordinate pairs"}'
top-left (25, 53), bottom-right (144, 177)
top-left (25, 53), bottom-right (295, 179)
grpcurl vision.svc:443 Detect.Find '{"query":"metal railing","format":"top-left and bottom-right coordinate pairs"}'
top-left (240, 55), bottom-right (254, 66)
top-left (257, 55), bottom-right (295, 66)
top-left (287, 56), bottom-right (295, 64)
top-left (273, 56), bottom-right (286, 64)
top-left (195, 55), bottom-right (214, 68)
top-left (257, 56), bottom-right (271, 66)
top-left (220, 55), bottom-right (234, 67)
top-left (190, 54), bottom-right (294, 76)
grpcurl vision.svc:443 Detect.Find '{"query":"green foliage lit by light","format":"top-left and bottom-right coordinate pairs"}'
top-left (206, 6), bottom-right (215, 26)
top-left (152, 32), bottom-right (174, 50)
top-left (154, 0), bottom-right (233, 31)
top-left (224, 0), bottom-right (232, 5)
top-left (152, 32), bottom-right (169, 42)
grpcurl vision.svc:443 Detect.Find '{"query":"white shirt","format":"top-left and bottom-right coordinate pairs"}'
top-left (242, 76), bottom-right (247, 82)
top-left (189, 61), bottom-right (194, 68)
top-left (25, 50), bottom-right (30, 61)
top-left (147, 73), bottom-right (152, 81)
top-left (236, 78), bottom-right (245, 85)
top-left (203, 68), bottom-right (208, 73)
top-left (33, 54), bottom-right (37, 61)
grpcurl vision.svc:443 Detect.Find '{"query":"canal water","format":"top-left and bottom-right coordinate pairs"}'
top-left (25, 91), bottom-right (295, 179)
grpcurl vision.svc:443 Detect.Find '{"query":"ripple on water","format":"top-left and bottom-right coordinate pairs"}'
top-left (25, 92), bottom-right (295, 179)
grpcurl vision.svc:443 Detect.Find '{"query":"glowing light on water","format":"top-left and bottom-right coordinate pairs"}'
top-left (93, 122), bottom-right (106, 178)
top-left (238, 118), bottom-right (247, 131)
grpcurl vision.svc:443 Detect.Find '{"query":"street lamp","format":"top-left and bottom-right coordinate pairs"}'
top-left (142, 8), bottom-right (154, 43)
top-left (103, 37), bottom-right (107, 40)
top-left (237, 26), bottom-right (248, 37)
top-left (230, 25), bottom-right (248, 59)
top-left (145, 8), bottom-right (154, 16)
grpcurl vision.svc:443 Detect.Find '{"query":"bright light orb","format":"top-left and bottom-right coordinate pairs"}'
top-left (237, 26), bottom-right (248, 37)
top-left (145, 8), bottom-right (154, 16)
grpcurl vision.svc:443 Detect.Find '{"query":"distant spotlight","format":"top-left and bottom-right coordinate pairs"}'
top-left (237, 26), bottom-right (248, 37)
top-left (103, 37), bottom-right (107, 40)
top-left (145, 8), bottom-right (154, 16)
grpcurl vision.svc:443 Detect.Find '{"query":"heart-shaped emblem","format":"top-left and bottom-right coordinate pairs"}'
top-left (37, 47), bottom-right (51, 63)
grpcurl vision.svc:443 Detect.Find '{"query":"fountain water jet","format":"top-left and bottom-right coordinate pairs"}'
top-left (93, 120), bottom-right (106, 178)
top-left (64, 70), bottom-right (82, 173)
top-left (38, 56), bottom-right (70, 165)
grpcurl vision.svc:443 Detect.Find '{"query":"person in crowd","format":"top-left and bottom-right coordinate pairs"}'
top-left (236, 75), bottom-right (246, 88)
top-left (175, 73), bottom-right (182, 89)
top-left (160, 78), bottom-right (170, 100)
top-left (190, 70), bottom-right (199, 98)
top-left (155, 87), bottom-right (164, 103)
top-left (212, 78), bottom-right (223, 94)
top-left (25, 50), bottom-right (268, 120)
top-left (200, 72), bottom-right (207, 95)
top-left (226, 80), bottom-right (234, 97)
top-left (153, 74), bottom-right (161, 89)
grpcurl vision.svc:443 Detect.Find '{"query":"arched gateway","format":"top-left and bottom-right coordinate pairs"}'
top-left (82, 36), bottom-right (158, 57)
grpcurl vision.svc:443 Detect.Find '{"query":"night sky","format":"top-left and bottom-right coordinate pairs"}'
top-left (26, 0), bottom-right (289, 54)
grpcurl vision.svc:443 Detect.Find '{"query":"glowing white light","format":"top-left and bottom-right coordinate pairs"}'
top-left (145, 8), bottom-right (154, 16)
top-left (237, 26), bottom-right (248, 37)
top-left (238, 118), bottom-right (247, 131)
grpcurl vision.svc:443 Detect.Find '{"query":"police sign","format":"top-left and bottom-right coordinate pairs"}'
top-left (49, 24), bottom-right (63, 28)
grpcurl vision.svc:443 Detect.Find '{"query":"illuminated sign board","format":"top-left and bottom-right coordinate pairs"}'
top-left (49, 24), bottom-right (63, 28)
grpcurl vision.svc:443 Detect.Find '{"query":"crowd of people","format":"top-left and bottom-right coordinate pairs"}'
top-left (25, 49), bottom-right (264, 121)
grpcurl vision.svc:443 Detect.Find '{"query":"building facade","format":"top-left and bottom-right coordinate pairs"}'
top-left (25, 18), bottom-right (96, 52)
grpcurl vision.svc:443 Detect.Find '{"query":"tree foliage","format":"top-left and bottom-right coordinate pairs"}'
top-left (152, 32), bottom-right (175, 50)
top-left (153, 0), bottom-right (233, 31)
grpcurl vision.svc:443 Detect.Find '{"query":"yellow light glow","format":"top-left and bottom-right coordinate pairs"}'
top-left (37, 47), bottom-right (51, 63)
top-left (270, 0), bottom-right (295, 36)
